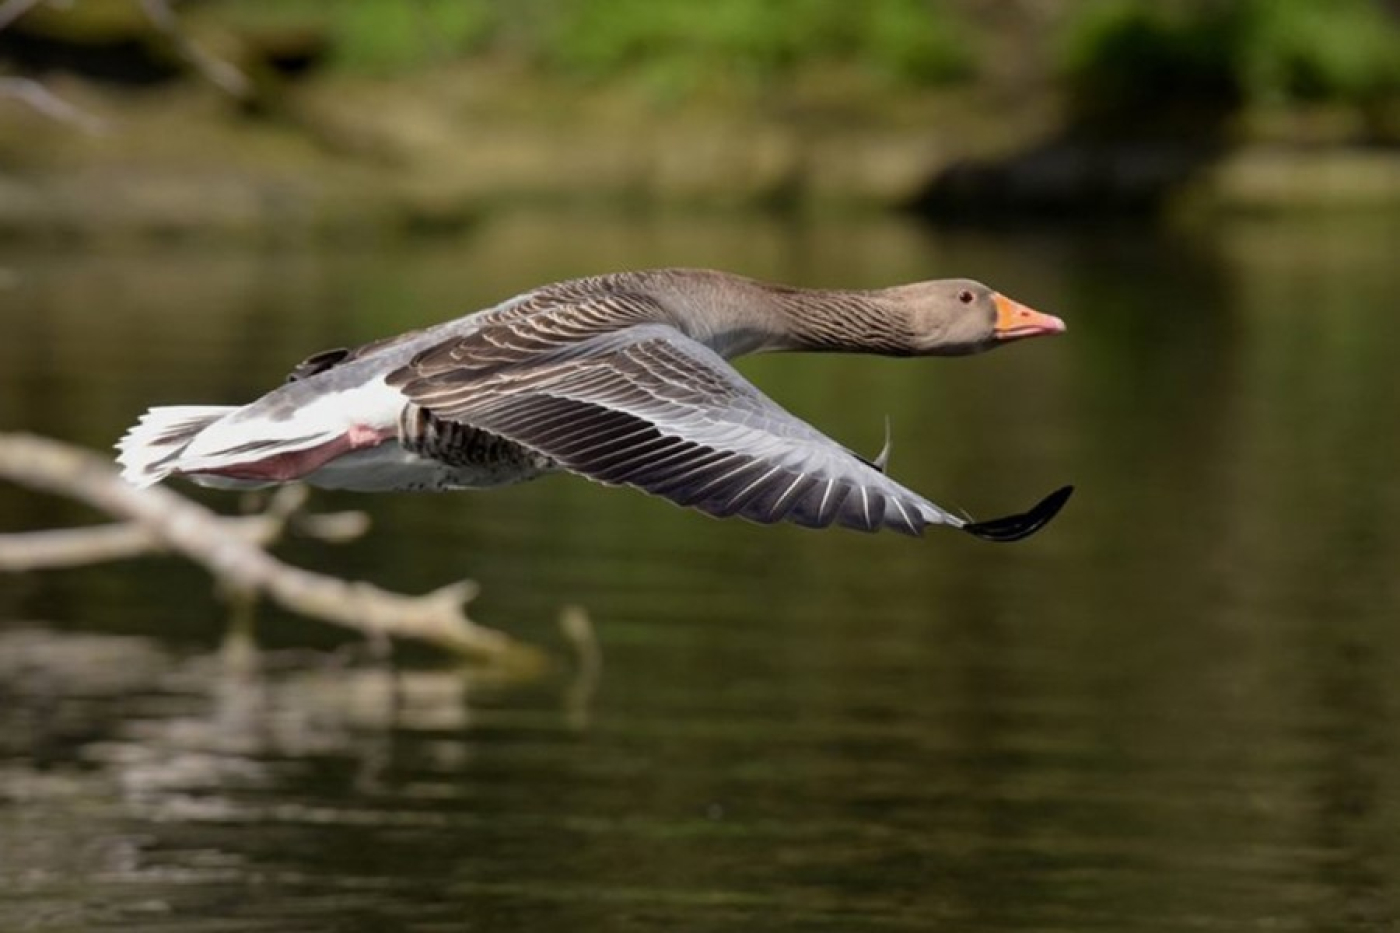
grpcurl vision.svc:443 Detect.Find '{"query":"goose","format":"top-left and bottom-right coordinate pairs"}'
top-left (117, 268), bottom-right (1072, 541)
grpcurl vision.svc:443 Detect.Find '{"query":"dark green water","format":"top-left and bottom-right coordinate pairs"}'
top-left (3, 211), bottom-right (1400, 931)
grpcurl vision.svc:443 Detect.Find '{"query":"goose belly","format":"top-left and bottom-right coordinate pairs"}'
top-left (304, 442), bottom-right (553, 492)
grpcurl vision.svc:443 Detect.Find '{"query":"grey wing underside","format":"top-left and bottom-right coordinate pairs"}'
top-left (389, 320), bottom-right (964, 535)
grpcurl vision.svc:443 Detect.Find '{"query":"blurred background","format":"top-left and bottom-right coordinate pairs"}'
top-left (3, 1), bottom-right (1400, 930)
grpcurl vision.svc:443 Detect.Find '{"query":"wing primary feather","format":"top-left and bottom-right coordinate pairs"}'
top-left (766, 473), bottom-right (820, 523)
top-left (593, 445), bottom-right (693, 485)
top-left (651, 453), bottom-right (753, 503)
top-left (857, 490), bottom-right (887, 532)
top-left (553, 421), bottom-right (660, 461)
top-left (812, 477), bottom-right (838, 526)
top-left (816, 480), bottom-right (853, 527)
top-left (887, 495), bottom-right (923, 536)
top-left (527, 412), bottom-right (631, 451)
top-left (717, 464), bottom-right (787, 518)
top-left (693, 462), bottom-right (776, 517)
top-left (732, 468), bottom-right (815, 524)
top-left (479, 399), bottom-right (583, 435)
top-left (587, 435), bottom-right (684, 477)
top-left (551, 425), bottom-right (664, 464)
top-left (616, 448), bottom-right (734, 492)
top-left (610, 436), bottom-right (718, 475)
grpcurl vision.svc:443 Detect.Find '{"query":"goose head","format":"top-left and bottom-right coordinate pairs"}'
top-left (894, 279), bottom-right (1066, 356)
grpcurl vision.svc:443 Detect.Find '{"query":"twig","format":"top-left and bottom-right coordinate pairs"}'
top-left (0, 76), bottom-right (107, 134)
top-left (0, 1), bottom-right (106, 134)
top-left (559, 604), bottom-right (600, 729)
top-left (0, 484), bottom-right (366, 570)
top-left (0, 515), bottom-right (286, 570)
top-left (0, 0), bottom-right (47, 33)
top-left (138, 0), bottom-right (252, 100)
top-left (0, 432), bottom-right (543, 667)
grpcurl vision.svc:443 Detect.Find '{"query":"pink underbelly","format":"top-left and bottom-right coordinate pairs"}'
top-left (188, 424), bottom-right (388, 482)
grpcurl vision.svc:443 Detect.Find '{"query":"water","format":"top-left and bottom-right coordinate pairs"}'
top-left (2, 210), bottom-right (1400, 930)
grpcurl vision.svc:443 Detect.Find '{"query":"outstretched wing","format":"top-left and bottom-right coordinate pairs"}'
top-left (389, 320), bottom-right (965, 535)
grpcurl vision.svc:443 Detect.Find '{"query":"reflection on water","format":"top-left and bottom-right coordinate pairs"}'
top-left (3, 211), bottom-right (1400, 930)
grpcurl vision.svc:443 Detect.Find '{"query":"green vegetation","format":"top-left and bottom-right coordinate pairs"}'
top-left (203, 0), bottom-right (1400, 121)
top-left (1240, 0), bottom-right (1400, 105)
top-left (540, 0), bottom-right (973, 92)
top-left (209, 0), bottom-right (497, 74)
top-left (210, 0), bottom-right (974, 91)
top-left (1061, 0), bottom-right (1400, 128)
top-left (19, 0), bottom-right (1400, 115)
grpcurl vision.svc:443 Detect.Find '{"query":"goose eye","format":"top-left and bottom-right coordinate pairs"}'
top-left (958, 289), bottom-right (974, 304)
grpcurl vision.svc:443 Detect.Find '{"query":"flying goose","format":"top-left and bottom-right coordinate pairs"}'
top-left (117, 268), bottom-right (1072, 541)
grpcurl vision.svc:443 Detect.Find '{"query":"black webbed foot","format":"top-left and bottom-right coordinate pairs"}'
top-left (962, 485), bottom-right (1074, 543)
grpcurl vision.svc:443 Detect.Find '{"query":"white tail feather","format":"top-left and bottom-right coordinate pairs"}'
top-left (116, 405), bottom-right (236, 487)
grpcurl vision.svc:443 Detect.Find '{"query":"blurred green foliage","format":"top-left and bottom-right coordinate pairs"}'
top-left (213, 0), bottom-right (497, 73)
top-left (1240, 0), bottom-right (1400, 104)
top-left (196, 0), bottom-right (1400, 124)
top-left (213, 0), bottom-right (972, 90)
top-left (541, 0), bottom-right (972, 91)
top-left (1061, 0), bottom-right (1400, 125)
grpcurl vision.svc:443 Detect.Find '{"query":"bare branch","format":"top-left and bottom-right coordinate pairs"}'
top-left (0, 1), bottom-right (105, 133)
top-left (0, 0), bottom-right (47, 33)
top-left (138, 0), bottom-right (253, 100)
top-left (0, 485), bottom-right (367, 570)
top-left (0, 432), bottom-right (545, 668)
top-left (0, 76), bottom-right (107, 134)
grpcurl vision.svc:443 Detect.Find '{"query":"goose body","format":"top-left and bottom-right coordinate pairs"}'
top-left (118, 268), bottom-right (1071, 540)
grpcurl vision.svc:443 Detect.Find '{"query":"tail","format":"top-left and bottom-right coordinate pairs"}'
top-left (116, 405), bottom-right (237, 487)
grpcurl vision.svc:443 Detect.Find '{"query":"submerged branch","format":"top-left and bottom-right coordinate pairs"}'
top-left (0, 433), bottom-right (541, 667)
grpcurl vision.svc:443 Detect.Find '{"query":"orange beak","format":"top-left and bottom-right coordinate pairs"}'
top-left (994, 293), bottom-right (1066, 341)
